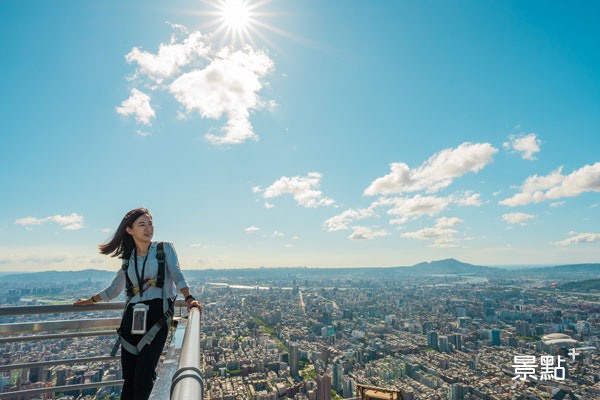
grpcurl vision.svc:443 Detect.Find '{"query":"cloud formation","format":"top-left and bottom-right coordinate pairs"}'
top-left (125, 31), bottom-right (210, 83)
top-left (15, 213), bottom-right (84, 230)
top-left (364, 142), bottom-right (497, 195)
top-left (258, 172), bottom-right (335, 208)
top-left (119, 27), bottom-right (274, 144)
top-left (348, 226), bottom-right (390, 240)
top-left (503, 133), bottom-right (541, 160)
top-left (170, 46), bottom-right (274, 144)
top-left (323, 207), bottom-right (376, 232)
top-left (245, 226), bottom-right (260, 233)
top-left (502, 212), bottom-right (535, 226)
top-left (116, 88), bottom-right (155, 125)
top-left (553, 232), bottom-right (600, 246)
top-left (500, 162), bottom-right (600, 206)
top-left (400, 217), bottom-right (463, 247)
top-left (375, 195), bottom-right (452, 225)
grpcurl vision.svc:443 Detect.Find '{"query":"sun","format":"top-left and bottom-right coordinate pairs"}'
top-left (193, 0), bottom-right (299, 50)
top-left (219, 0), bottom-right (251, 31)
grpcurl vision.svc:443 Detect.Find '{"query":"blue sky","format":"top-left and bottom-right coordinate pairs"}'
top-left (1, 0), bottom-right (599, 271)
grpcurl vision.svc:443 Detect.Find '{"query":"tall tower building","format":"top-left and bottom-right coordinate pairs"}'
top-left (333, 358), bottom-right (343, 393)
top-left (317, 374), bottom-right (332, 400)
top-left (438, 336), bottom-right (449, 353)
top-left (515, 321), bottom-right (530, 337)
top-left (491, 329), bottom-right (500, 346)
top-left (427, 331), bottom-right (438, 350)
top-left (290, 343), bottom-right (299, 378)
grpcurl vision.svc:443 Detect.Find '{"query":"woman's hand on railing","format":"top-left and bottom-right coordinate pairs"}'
top-left (73, 298), bottom-right (95, 306)
top-left (187, 300), bottom-right (202, 314)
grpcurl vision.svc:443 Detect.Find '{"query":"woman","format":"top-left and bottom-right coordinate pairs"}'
top-left (74, 207), bottom-right (202, 400)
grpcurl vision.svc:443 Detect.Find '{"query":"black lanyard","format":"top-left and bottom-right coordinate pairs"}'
top-left (134, 246), bottom-right (150, 298)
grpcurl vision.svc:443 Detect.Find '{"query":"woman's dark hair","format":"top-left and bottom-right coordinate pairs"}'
top-left (99, 208), bottom-right (152, 259)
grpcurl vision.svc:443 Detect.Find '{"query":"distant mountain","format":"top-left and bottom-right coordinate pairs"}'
top-left (519, 263), bottom-right (600, 274)
top-left (398, 258), bottom-right (500, 275)
top-left (3, 260), bottom-right (599, 282)
top-left (2, 269), bottom-right (116, 282)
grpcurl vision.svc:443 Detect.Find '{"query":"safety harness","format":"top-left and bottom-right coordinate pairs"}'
top-left (111, 242), bottom-right (174, 357)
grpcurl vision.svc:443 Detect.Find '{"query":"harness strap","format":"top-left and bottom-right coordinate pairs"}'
top-left (113, 242), bottom-right (173, 356)
top-left (156, 242), bottom-right (165, 289)
top-left (132, 278), bottom-right (158, 295)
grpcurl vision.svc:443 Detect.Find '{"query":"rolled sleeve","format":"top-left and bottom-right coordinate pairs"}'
top-left (99, 268), bottom-right (125, 301)
top-left (165, 242), bottom-right (189, 291)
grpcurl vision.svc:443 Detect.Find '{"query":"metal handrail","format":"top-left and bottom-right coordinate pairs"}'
top-left (0, 317), bottom-right (122, 335)
top-left (170, 307), bottom-right (203, 400)
top-left (0, 380), bottom-right (124, 399)
top-left (0, 300), bottom-right (188, 317)
top-left (0, 329), bottom-right (116, 343)
top-left (0, 355), bottom-right (120, 372)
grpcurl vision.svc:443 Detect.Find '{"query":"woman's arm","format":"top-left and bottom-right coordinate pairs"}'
top-left (73, 268), bottom-right (125, 306)
top-left (165, 243), bottom-right (202, 312)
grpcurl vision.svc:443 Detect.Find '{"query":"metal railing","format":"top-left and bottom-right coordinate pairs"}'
top-left (0, 301), bottom-right (195, 400)
top-left (170, 307), bottom-right (203, 400)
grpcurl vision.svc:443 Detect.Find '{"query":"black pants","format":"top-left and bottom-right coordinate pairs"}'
top-left (119, 298), bottom-right (173, 400)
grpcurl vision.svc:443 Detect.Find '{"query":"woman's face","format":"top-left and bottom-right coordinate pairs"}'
top-left (126, 214), bottom-right (154, 245)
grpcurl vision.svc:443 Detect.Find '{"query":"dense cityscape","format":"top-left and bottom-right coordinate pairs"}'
top-left (1, 259), bottom-right (600, 400)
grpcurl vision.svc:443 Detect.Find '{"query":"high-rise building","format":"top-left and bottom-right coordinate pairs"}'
top-left (449, 334), bottom-right (463, 351)
top-left (332, 358), bottom-right (343, 393)
top-left (317, 374), bottom-right (331, 400)
top-left (491, 329), bottom-right (501, 346)
top-left (290, 343), bottom-right (299, 377)
top-left (438, 336), bottom-right (449, 353)
top-left (427, 331), bottom-right (438, 350)
top-left (516, 320), bottom-right (530, 337)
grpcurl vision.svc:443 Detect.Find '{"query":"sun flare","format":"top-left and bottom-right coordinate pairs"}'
top-left (219, 0), bottom-right (251, 30)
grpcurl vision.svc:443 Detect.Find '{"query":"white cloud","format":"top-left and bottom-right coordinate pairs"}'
top-left (348, 226), bottom-right (390, 240)
top-left (364, 142), bottom-right (497, 195)
top-left (493, 190), bottom-right (502, 196)
top-left (284, 243), bottom-right (294, 248)
top-left (268, 99), bottom-right (279, 111)
top-left (435, 217), bottom-right (463, 228)
top-left (245, 226), bottom-right (260, 233)
top-left (374, 195), bottom-right (451, 224)
top-left (503, 133), bottom-right (541, 160)
top-left (15, 213), bottom-right (84, 230)
top-left (323, 207), bottom-right (375, 232)
top-left (116, 88), bottom-right (155, 125)
top-left (401, 227), bottom-right (458, 240)
top-left (401, 218), bottom-right (463, 247)
top-left (553, 232), bottom-right (600, 246)
top-left (500, 162), bottom-right (600, 206)
top-left (292, 236), bottom-right (299, 240)
top-left (251, 186), bottom-right (262, 193)
top-left (453, 191), bottom-right (482, 206)
top-left (264, 202), bottom-right (274, 209)
top-left (102, 228), bottom-right (111, 233)
top-left (502, 212), bottom-right (535, 226)
top-left (125, 31), bottom-right (209, 83)
top-left (261, 172), bottom-right (334, 208)
top-left (169, 45), bottom-right (274, 145)
top-left (271, 230), bottom-right (284, 238)
top-left (589, 203), bottom-right (599, 208)
top-left (550, 201), bottom-right (565, 207)
top-left (136, 130), bottom-right (152, 137)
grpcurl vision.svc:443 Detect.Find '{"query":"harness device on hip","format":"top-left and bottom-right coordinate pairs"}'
top-left (111, 242), bottom-right (174, 357)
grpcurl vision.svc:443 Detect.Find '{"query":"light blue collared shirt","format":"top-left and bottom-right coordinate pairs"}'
top-left (99, 242), bottom-right (189, 303)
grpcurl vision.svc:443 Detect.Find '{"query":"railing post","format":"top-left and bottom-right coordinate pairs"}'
top-left (170, 307), bottom-right (203, 400)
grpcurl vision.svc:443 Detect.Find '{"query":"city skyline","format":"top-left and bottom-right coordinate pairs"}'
top-left (2, 0), bottom-right (600, 271)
